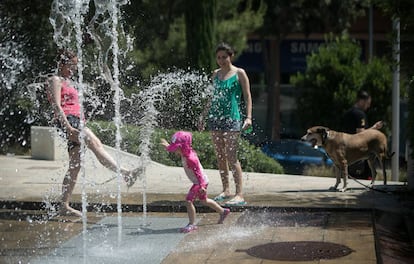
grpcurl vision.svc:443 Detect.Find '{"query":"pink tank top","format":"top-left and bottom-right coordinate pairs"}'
top-left (60, 80), bottom-right (81, 117)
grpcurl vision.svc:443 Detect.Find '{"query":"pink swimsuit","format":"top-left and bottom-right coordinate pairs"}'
top-left (60, 80), bottom-right (81, 117)
top-left (181, 150), bottom-right (209, 201)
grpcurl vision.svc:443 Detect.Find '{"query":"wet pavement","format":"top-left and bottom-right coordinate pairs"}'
top-left (1, 149), bottom-right (414, 263)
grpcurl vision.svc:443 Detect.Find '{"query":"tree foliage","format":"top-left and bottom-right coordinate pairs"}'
top-left (0, 0), bottom-right (55, 154)
top-left (2, 0), bottom-right (410, 155)
top-left (291, 34), bottom-right (392, 132)
top-left (123, 0), bottom-right (266, 79)
top-left (215, 0), bottom-right (266, 58)
top-left (374, 0), bottom-right (414, 156)
top-left (258, 0), bottom-right (371, 139)
top-left (261, 0), bottom-right (370, 36)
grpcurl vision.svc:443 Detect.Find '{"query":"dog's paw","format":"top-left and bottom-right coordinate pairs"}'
top-left (329, 186), bottom-right (337, 191)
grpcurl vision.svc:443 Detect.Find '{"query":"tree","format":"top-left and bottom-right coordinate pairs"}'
top-left (259, 0), bottom-right (371, 140)
top-left (184, 0), bottom-right (216, 73)
top-left (124, 0), bottom-right (266, 80)
top-left (374, 0), bottom-right (414, 158)
top-left (290, 34), bottom-right (392, 132)
top-left (215, 0), bottom-right (266, 60)
top-left (0, 0), bottom-right (55, 154)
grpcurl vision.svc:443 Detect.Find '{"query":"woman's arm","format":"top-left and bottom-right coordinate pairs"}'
top-left (47, 76), bottom-right (79, 141)
top-left (237, 68), bottom-right (252, 129)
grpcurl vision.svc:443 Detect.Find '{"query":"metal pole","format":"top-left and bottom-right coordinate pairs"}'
top-left (391, 17), bottom-right (400, 181)
top-left (408, 141), bottom-right (414, 190)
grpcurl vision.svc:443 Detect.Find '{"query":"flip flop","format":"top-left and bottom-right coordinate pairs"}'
top-left (213, 194), bottom-right (232, 202)
top-left (224, 199), bottom-right (247, 207)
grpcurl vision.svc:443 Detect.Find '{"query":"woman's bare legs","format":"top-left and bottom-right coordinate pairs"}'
top-left (223, 131), bottom-right (244, 202)
top-left (60, 127), bottom-right (135, 217)
top-left (211, 131), bottom-right (231, 197)
top-left (60, 145), bottom-right (82, 217)
top-left (211, 131), bottom-right (244, 202)
top-left (83, 127), bottom-right (131, 177)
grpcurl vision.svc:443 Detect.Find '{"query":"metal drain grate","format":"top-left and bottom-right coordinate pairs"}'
top-left (237, 241), bottom-right (353, 261)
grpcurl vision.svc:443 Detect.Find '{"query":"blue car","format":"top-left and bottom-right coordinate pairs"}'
top-left (261, 139), bottom-right (334, 175)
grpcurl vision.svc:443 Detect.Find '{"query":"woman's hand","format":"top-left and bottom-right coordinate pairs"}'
top-left (197, 116), bottom-right (205, 131)
top-left (242, 117), bottom-right (252, 130)
top-left (67, 127), bottom-right (80, 143)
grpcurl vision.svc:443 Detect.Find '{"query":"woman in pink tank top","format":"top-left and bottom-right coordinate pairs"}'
top-left (47, 49), bottom-right (141, 217)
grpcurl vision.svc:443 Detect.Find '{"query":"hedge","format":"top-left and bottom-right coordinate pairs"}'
top-left (88, 121), bottom-right (284, 174)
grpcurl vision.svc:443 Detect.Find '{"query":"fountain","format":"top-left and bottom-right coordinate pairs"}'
top-left (27, 0), bottom-right (210, 262)
top-left (1, 1), bottom-right (391, 263)
top-left (0, 0), bottom-right (209, 262)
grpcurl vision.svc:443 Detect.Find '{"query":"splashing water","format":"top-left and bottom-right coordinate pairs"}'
top-left (47, 0), bottom-right (214, 235)
top-left (133, 69), bottom-right (212, 224)
top-left (49, 0), bottom-right (131, 250)
top-left (0, 38), bottom-right (29, 91)
top-left (3, 0), bottom-right (215, 259)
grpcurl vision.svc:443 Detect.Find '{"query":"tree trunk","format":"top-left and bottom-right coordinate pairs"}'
top-left (184, 0), bottom-right (216, 73)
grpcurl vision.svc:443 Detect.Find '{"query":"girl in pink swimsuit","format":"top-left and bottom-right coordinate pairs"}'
top-left (161, 131), bottom-right (230, 233)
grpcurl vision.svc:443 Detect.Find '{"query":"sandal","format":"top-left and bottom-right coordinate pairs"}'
top-left (213, 193), bottom-right (232, 202)
top-left (217, 208), bottom-right (230, 224)
top-left (180, 224), bottom-right (198, 233)
top-left (224, 198), bottom-right (247, 207)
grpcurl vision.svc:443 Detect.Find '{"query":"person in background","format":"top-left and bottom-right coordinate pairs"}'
top-left (198, 42), bottom-right (252, 206)
top-left (47, 49), bottom-right (139, 217)
top-left (161, 131), bottom-right (230, 233)
top-left (343, 89), bottom-right (383, 179)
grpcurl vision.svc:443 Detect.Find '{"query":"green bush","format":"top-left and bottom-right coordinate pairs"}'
top-left (89, 121), bottom-right (284, 174)
top-left (291, 34), bottom-right (392, 132)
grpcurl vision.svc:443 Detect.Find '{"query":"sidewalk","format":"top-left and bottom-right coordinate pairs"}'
top-left (0, 147), bottom-right (413, 263)
top-left (0, 146), bottom-right (407, 211)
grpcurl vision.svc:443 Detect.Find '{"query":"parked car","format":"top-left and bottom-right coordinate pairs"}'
top-left (261, 139), bottom-right (334, 175)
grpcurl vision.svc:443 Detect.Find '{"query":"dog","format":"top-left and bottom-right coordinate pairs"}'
top-left (301, 126), bottom-right (391, 192)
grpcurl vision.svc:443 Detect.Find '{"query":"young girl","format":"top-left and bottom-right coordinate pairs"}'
top-left (161, 131), bottom-right (230, 233)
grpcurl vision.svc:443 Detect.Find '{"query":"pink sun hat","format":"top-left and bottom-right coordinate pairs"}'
top-left (166, 131), bottom-right (193, 155)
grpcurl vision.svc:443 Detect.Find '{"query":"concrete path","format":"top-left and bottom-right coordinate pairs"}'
top-left (0, 147), bottom-right (406, 211)
top-left (0, 147), bottom-right (413, 264)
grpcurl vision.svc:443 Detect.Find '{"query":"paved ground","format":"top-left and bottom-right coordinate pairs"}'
top-left (1, 146), bottom-right (414, 263)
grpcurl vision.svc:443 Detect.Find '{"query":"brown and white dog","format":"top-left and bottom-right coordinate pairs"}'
top-left (301, 126), bottom-right (391, 192)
